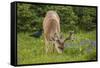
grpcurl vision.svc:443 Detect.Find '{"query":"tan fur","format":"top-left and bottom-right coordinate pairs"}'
top-left (43, 11), bottom-right (60, 53)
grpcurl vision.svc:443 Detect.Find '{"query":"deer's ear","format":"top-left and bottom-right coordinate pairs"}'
top-left (54, 33), bottom-right (58, 40)
top-left (50, 36), bottom-right (55, 41)
top-left (54, 33), bottom-right (57, 37)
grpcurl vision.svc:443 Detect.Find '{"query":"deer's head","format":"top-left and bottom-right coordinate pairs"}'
top-left (51, 31), bottom-right (74, 53)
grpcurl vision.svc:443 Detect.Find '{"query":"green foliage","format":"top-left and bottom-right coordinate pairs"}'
top-left (73, 7), bottom-right (96, 31)
top-left (17, 3), bottom-right (96, 33)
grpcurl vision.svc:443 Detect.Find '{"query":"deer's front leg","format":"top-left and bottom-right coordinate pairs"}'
top-left (45, 39), bottom-right (49, 54)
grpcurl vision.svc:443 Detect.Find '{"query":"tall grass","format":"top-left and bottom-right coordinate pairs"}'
top-left (17, 31), bottom-right (97, 65)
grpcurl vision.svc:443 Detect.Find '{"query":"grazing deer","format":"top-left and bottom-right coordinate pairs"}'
top-left (43, 11), bottom-right (74, 54)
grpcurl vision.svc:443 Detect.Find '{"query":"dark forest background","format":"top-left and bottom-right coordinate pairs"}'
top-left (17, 3), bottom-right (97, 33)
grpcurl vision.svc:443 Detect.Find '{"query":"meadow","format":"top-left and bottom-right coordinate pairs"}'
top-left (17, 3), bottom-right (97, 65)
top-left (17, 31), bottom-right (96, 65)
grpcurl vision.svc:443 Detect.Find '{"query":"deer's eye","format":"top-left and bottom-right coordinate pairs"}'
top-left (56, 40), bottom-right (60, 43)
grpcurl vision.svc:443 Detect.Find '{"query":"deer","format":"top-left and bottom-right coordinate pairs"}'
top-left (43, 11), bottom-right (74, 54)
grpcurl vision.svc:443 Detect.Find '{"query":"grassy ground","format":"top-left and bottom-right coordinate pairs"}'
top-left (17, 31), bottom-right (97, 65)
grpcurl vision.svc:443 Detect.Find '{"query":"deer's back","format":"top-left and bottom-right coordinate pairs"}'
top-left (43, 11), bottom-right (60, 40)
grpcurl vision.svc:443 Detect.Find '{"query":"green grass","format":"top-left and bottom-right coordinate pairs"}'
top-left (17, 31), bottom-right (97, 65)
